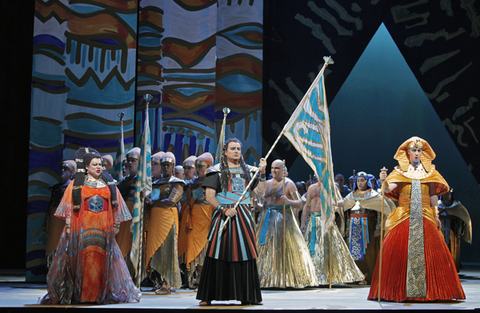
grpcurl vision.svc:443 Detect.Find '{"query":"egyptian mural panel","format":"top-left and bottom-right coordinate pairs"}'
top-left (28, 0), bottom-right (138, 281)
top-left (135, 0), bottom-right (166, 153)
top-left (135, 0), bottom-right (218, 159)
top-left (216, 0), bottom-right (263, 164)
top-left (263, 0), bottom-right (480, 184)
top-left (134, 0), bottom-right (263, 165)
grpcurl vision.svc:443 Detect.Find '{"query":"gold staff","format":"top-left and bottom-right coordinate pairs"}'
top-left (378, 166), bottom-right (388, 301)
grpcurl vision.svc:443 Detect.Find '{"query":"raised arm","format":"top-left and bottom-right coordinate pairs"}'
top-left (252, 157), bottom-right (267, 197)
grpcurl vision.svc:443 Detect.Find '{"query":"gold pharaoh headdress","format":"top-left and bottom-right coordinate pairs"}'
top-left (393, 136), bottom-right (436, 172)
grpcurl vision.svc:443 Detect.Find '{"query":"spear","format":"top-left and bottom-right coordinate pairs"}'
top-left (215, 107), bottom-right (231, 164)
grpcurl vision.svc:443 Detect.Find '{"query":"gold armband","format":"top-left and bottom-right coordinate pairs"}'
top-left (167, 188), bottom-right (183, 205)
top-left (434, 205), bottom-right (439, 217)
top-left (290, 191), bottom-right (301, 201)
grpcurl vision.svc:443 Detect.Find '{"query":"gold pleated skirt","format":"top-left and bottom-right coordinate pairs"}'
top-left (304, 215), bottom-right (365, 284)
top-left (255, 207), bottom-right (318, 288)
top-left (149, 222), bottom-right (182, 288)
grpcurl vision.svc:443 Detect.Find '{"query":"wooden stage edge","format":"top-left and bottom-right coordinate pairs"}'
top-left (1, 264), bottom-right (479, 312)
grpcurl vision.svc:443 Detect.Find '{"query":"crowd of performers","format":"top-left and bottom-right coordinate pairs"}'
top-left (40, 136), bottom-right (471, 305)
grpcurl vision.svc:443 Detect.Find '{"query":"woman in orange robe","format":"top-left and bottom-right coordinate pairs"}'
top-left (40, 148), bottom-right (141, 304)
top-left (368, 137), bottom-right (465, 302)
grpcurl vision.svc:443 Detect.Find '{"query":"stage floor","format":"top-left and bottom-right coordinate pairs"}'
top-left (1, 266), bottom-right (479, 311)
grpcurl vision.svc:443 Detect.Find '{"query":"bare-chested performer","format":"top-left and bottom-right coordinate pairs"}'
top-left (255, 160), bottom-right (318, 288)
top-left (301, 180), bottom-right (364, 285)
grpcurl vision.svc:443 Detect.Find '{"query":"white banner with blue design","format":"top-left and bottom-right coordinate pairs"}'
top-left (282, 56), bottom-right (336, 238)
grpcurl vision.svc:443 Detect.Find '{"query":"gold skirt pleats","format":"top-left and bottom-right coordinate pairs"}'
top-left (149, 222), bottom-right (182, 288)
top-left (146, 206), bottom-right (178, 264)
top-left (304, 215), bottom-right (365, 284)
top-left (255, 208), bottom-right (318, 288)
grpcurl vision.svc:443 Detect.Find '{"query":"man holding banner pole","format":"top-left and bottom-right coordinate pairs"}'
top-left (196, 138), bottom-right (266, 306)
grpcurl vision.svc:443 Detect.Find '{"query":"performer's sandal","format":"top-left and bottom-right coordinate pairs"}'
top-left (154, 280), bottom-right (172, 295)
top-left (199, 301), bottom-right (211, 306)
top-left (189, 283), bottom-right (198, 291)
top-left (155, 287), bottom-right (171, 295)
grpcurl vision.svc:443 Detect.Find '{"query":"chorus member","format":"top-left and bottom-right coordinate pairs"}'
top-left (178, 155), bottom-right (197, 288)
top-left (116, 147), bottom-right (140, 259)
top-left (256, 160), bottom-right (317, 288)
top-left (102, 154), bottom-right (114, 173)
top-left (348, 175), bottom-right (355, 191)
top-left (151, 151), bottom-right (164, 181)
top-left (335, 174), bottom-right (351, 198)
top-left (145, 152), bottom-right (184, 294)
top-left (301, 180), bottom-right (365, 285)
top-left (183, 156), bottom-right (197, 180)
top-left (122, 159), bottom-right (128, 177)
top-left (438, 187), bottom-right (472, 272)
top-left (344, 172), bottom-right (393, 284)
top-left (180, 153), bottom-right (214, 290)
top-left (174, 165), bottom-right (185, 180)
top-left (42, 160), bottom-right (76, 268)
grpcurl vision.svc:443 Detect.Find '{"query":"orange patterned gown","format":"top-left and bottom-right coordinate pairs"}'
top-left (41, 180), bottom-right (141, 304)
top-left (368, 167), bottom-right (465, 302)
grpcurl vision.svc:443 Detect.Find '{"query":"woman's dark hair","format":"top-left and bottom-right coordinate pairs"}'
top-left (72, 147), bottom-right (118, 211)
top-left (220, 138), bottom-right (252, 193)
